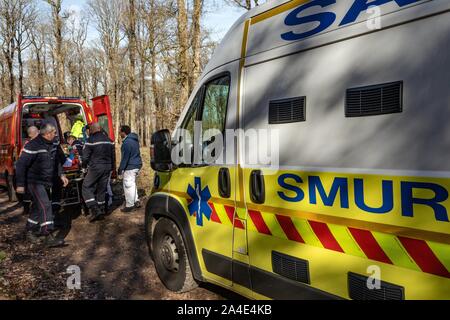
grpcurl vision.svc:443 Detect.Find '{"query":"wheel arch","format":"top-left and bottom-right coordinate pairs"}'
top-left (145, 193), bottom-right (204, 282)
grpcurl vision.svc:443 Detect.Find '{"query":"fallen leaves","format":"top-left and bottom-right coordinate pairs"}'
top-left (0, 189), bottom-right (225, 300)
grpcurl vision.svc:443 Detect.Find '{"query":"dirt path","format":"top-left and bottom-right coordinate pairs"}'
top-left (0, 188), bottom-right (236, 300)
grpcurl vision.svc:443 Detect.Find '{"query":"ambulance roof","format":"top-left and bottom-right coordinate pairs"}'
top-left (201, 0), bottom-right (446, 79)
top-left (201, 0), bottom-right (288, 77)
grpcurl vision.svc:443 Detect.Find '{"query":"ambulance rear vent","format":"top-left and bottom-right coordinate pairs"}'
top-left (269, 96), bottom-right (306, 124)
top-left (348, 272), bottom-right (405, 300)
top-left (272, 251), bottom-right (310, 285)
top-left (346, 81), bottom-right (403, 117)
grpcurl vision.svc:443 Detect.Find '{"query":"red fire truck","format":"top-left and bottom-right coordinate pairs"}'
top-left (0, 95), bottom-right (114, 203)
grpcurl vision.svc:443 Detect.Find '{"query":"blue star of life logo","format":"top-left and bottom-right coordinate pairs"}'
top-left (187, 177), bottom-right (212, 226)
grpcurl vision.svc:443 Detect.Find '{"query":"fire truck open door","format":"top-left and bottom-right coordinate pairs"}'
top-left (91, 95), bottom-right (115, 142)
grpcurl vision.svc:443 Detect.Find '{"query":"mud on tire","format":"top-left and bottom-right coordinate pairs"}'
top-left (152, 218), bottom-right (198, 293)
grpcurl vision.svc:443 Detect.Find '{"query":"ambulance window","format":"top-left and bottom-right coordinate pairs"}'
top-left (199, 74), bottom-right (230, 164)
top-left (200, 75), bottom-right (230, 135)
top-left (181, 89), bottom-right (203, 145)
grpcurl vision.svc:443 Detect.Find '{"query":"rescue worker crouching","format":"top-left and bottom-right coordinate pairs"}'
top-left (15, 123), bottom-right (69, 248)
top-left (81, 123), bottom-right (115, 222)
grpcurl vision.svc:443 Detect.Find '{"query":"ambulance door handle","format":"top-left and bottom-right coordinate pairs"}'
top-left (250, 170), bottom-right (265, 204)
top-left (218, 168), bottom-right (231, 198)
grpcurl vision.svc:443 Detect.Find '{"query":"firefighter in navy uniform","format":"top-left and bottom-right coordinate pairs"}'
top-left (20, 126), bottom-right (40, 216)
top-left (51, 137), bottom-right (69, 231)
top-left (15, 123), bottom-right (69, 247)
top-left (51, 138), bottom-right (67, 215)
top-left (82, 123), bottom-right (115, 222)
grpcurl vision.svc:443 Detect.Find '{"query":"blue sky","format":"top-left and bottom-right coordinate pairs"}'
top-left (58, 0), bottom-right (248, 43)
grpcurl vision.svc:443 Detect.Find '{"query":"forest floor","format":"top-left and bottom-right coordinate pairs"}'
top-left (0, 169), bottom-right (244, 301)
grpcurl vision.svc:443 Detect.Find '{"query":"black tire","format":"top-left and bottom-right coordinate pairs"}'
top-left (7, 174), bottom-right (17, 202)
top-left (152, 217), bottom-right (198, 293)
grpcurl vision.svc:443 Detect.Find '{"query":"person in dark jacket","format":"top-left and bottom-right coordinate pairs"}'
top-left (118, 125), bottom-right (143, 213)
top-left (82, 123), bottom-right (115, 222)
top-left (15, 123), bottom-right (69, 247)
top-left (51, 136), bottom-right (68, 219)
top-left (20, 126), bottom-right (40, 216)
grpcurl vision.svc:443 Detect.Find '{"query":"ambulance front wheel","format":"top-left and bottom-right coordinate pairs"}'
top-left (152, 218), bottom-right (198, 293)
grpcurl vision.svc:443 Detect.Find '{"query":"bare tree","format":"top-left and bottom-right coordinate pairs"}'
top-left (15, 0), bottom-right (36, 95)
top-left (44, 0), bottom-right (67, 95)
top-left (0, 0), bottom-right (20, 102)
top-left (0, 0), bottom-right (218, 138)
top-left (66, 9), bottom-right (88, 97)
top-left (88, 0), bottom-right (124, 138)
top-left (123, 0), bottom-right (139, 132)
top-left (190, 0), bottom-right (203, 91)
top-left (29, 23), bottom-right (47, 95)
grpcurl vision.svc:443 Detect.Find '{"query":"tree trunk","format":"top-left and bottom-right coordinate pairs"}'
top-left (6, 47), bottom-right (15, 103)
top-left (148, 0), bottom-right (160, 132)
top-left (47, 0), bottom-right (66, 95)
top-left (17, 47), bottom-right (24, 95)
top-left (190, 0), bottom-right (203, 92)
top-left (140, 56), bottom-right (147, 146)
top-left (111, 59), bottom-right (120, 140)
top-left (150, 54), bottom-right (161, 131)
top-left (36, 51), bottom-right (43, 95)
top-left (126, 0), bottom-right (138, 132)
top-left (43, 45), bottom-right (50, 94)
top-left (78, 57), bottom-right (83, 97)
top-left (177, 0), bottom-right (190, 113)
top-left (0, 63), bottom-right (6, 104)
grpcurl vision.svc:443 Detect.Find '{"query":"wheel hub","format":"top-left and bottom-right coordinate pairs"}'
top-left (159, 235), bottom-right (179, 272)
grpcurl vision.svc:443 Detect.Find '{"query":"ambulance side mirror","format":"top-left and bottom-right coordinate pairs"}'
top-left (151, 129), bottom-right (173, 172)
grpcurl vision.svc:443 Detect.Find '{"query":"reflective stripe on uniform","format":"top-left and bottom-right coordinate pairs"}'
top-left (23, 149), bottom-right (48, 154)
top-left (41, 221), bottom-right (54, 227)
top-left (28, 219), bottom-right (39, 225)
top-left (84, 142), bottom-right (114, 146)
top-left (85, 198), bottom-right (96, 203)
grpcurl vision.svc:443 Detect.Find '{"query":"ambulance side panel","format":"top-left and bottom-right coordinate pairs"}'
top-left (240, 10), bottom-right (450, 299)
top-left (243, 11), bottom-right (450, 172)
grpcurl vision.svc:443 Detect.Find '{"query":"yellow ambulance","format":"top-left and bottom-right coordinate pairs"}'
top-left (146, 0), bottom-right (450, 300)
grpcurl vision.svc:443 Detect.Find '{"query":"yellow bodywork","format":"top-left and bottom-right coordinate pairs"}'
top-left (153, 166), bottom-right (450, 300)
